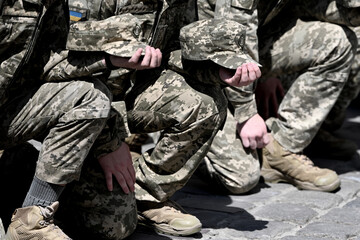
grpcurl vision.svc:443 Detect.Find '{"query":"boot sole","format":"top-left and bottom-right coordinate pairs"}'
top-left (261, 168), bottom-right (341, 192)
top-left (138, 215), bottom-right (202, 236)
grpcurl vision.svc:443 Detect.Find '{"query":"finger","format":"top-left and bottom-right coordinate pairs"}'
top-left (239, 64), bottom-right (249, 86)
top-left (263, 133), bottom-right (270, 146)
top-left (122, 169), bottom-right (135, 192)
top-left (149, 47), bottom-right (158, 68)
top-left (230, 67), bottom-right (242, 86)
top-left (249, 137), bottom-right (257, 150)
top-left (252, 62), bottom-right (262, 79)
top-left (128, 164), bottom-right (136, 182)
top-left (105, 171), bottom-right (113, 192)
top-left (127, 168), bottom-right (135, 192)
top-left (242, 137), bottom-right (250, 148)
top-left (128, 48), bottom-right (144, 64)
top-left (247, 63), bottom-right (257, 82)
top-left (141, 46), bottom-right (151, 67)
top-left (114, 172), bottom-right (130, 194)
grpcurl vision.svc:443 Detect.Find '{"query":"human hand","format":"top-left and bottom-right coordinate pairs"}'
top-left (219, 62), bottom-right (261, 87)
top-left (108, 46), bottom-right (162, 70)
top-left (237, 114), bottom-right (269, 149)
top-left (255, 77), bottom-right (285, 120)
top-left (98, 142), bottom-right (136, 194)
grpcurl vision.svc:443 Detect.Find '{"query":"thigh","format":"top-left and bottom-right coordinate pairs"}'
top-left (260, 19), bottom-right (349, 78)
top-left (0, 80), bottom-right (110, 148)
top-left (126, 70), bottom-right (225, 133)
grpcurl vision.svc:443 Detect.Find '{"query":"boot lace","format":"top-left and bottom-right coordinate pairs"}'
top-left (39, 205), bottom-right (72, 239)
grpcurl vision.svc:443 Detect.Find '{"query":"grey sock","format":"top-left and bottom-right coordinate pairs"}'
top-left (22, 176), bottom-right (65, 208)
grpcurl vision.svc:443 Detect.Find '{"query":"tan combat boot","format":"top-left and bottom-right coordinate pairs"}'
top-left (261, 134), bottom-right (340, 192)
top-left (6, 201), bottom-right (71, 240)
top-left (137, 199), bottom-right (202, 236)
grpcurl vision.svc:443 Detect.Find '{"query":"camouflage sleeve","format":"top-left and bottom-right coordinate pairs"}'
top-left (92, 101), bottom-right (131, 159)
top-left (224, 83), bottom-right (258, 123)
top-left (198, 0), bottom-right (259, 61)
top-left (43, 50), bottom-right (108, 82)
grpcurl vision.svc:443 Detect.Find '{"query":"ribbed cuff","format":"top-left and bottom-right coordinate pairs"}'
top-left (22, 176), bottom-right (65, 207)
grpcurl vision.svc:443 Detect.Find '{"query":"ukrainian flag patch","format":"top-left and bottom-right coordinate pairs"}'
top-left (70, 10), bottom-right (83, 21)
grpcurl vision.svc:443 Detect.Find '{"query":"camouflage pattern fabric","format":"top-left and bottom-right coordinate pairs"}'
top-left (38, 0), bottom-right (227, 235)
top-left (0, 79), bottom-right (111, 185)
top-left (0, 0), bottom-right (69, 107)
top-left (197, 108), bottom-right (260, 194)
top-left (289, 0), bottom-right (360, 130)
top-left (195, 0), bottom-right (260, 194)
top-left (58, 157), bottom-right (137, 240)
top-left (0, 143), bottom-right (137, 240)
top-left (180, 18), bottom-right (259, 70)
top-left (195, 0), bottom-right (260, 123)
top-left (126, 68), bottom-right (227, 202)
top-left (259, 18), bottom-right (357, 152)
top-left (66, 13), bottom-right (148, 57)
top-left (197, 0), bottom-right (259, 61)
top-left (324, 26), bottom-right (360, 130)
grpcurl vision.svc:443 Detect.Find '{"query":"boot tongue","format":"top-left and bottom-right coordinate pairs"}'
top-left (40, 202), bottom-right (58, 220)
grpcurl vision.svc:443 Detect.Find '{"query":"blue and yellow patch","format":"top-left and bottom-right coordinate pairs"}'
top-left (69, 10), bottom-right (83, 21)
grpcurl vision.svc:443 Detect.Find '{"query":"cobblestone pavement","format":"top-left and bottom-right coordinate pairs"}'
top-left (129, 105), bottom-right (360, 240)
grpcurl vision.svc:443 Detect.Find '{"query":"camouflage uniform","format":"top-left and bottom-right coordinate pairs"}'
top-left (0, 0), bottom-right (114, 200)
top-left (290, 0), bottom-right (360, 131)
top-left (255, 0), bottom-right (357, 153)
top-left (41, 0), bottom-right (228, 237)
top-left (196, 0), bottom-right (261, 194)
top-left (0, 0), bottom-right (134, 238)
top-left (196, 0), bottom-right (358, 192)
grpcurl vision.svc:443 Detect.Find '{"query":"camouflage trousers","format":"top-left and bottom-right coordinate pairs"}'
top-left (198, 108), bottom-right (260, 194)
top-left (259, 18), bottom-right (357, 153)
top-left (58, 156), bottom-right (137, 240)
top-left (126, 69), bottom-right (227, 202)
top-left (57, 69), bottom-right (226, 238)
top-left (292, 0), bottom-right (360, 130)
top-left (0, 79), bottom-right (111, 184)
top-left (0, 142), bottom-right (137, 240)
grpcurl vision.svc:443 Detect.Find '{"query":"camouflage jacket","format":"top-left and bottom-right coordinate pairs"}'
top-left (0, 0), bottom-right (69, 108)
top-left (43, 0), bottom-right (198, 84)
top-left (197, 0), bottom-right (259, 123)
top-left (41, 0), bottom-right (198, 157)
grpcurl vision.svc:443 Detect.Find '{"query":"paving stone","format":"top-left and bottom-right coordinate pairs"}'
top-left (280, 236), bottom-right (333, 240)
top-left (297, 222), bottom-right (360, 239)
top-left (343, 197), bottom-right (360, 209)
top-left (275, 190), bottom-right (343, 210)
top-left (340, 171), bottom-right (360, 183)
top-left (223, 221), bottom-right (294, 239)
top-left (318, 208), bottom-right (360, 225)
top-left (335, 179), bottom-right (360, 201)
top-left (251, 203), bottom-right (318, 225)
